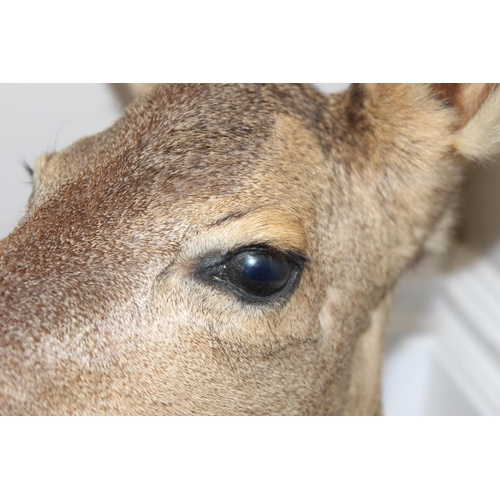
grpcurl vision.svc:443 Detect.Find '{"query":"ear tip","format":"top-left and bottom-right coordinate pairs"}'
top-left (108, 83), bottom-right (157, 107)
top-left (455, 86), bottom-right (500, 160)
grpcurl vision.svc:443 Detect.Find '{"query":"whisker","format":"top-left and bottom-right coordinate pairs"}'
top-left (20, 158), bottom-right (34, 179)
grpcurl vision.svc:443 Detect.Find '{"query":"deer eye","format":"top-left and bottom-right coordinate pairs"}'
top-left (195, 247), bottom-right (308, 303)
top-left (227, 250), bottom-right (292, 297)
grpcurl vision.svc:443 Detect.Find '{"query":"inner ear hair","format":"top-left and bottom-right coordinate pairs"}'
top-left (429, 83), bottom-right (500, 161)
top-left (430, 83), bottom-right (497, 128)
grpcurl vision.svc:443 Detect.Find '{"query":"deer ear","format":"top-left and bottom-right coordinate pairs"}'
top-left (430, 83), bottom-right (500, 161)
top-left (109, 83), bottom-right (157, 107)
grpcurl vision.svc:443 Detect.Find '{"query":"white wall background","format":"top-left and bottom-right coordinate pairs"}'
top-left (0, 84), bottom-right (123, 239)
top-left (1, 84), bottom-right (499, 415)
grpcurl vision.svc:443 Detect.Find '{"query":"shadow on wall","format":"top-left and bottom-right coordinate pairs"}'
top-left (460, 156), bottom-right (500, 267)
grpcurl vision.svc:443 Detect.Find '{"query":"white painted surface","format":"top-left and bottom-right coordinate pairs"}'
top-left (383, 246), bottom-right (500, 415)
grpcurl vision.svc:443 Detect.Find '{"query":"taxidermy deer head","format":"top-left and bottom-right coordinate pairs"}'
top-left (0, 83), bottom-right (498, 415)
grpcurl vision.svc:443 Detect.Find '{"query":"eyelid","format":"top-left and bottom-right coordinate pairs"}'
top-left (180, 209), bottom-right (309, 262)
top-left (202, 244), bottom-right (310, 268)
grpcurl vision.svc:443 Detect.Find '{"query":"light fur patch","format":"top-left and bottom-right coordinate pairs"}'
top-left (456, 86), bottom-right (500, 160)
top-left (180, 208), bottom-right (308, 261)
top-left (345, 291), bottom-right (394, 416)
top-left (34, 154), bottom-right (55, 179)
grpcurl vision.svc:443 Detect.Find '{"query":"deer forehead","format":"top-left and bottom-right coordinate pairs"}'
top-left (27, 92), bottom-right (329, 262)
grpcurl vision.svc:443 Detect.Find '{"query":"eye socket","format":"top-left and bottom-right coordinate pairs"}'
top-left (195, 246), bottom-right (308, 303)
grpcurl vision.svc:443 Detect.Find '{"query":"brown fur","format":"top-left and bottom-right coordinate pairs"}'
top-left (0, 83), bottom-right (498, 415)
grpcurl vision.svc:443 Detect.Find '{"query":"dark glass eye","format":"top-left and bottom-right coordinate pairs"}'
top-left (227, 250), bottom-right (292, 297)
top-left (195, 246), bottom-right (308, 303)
